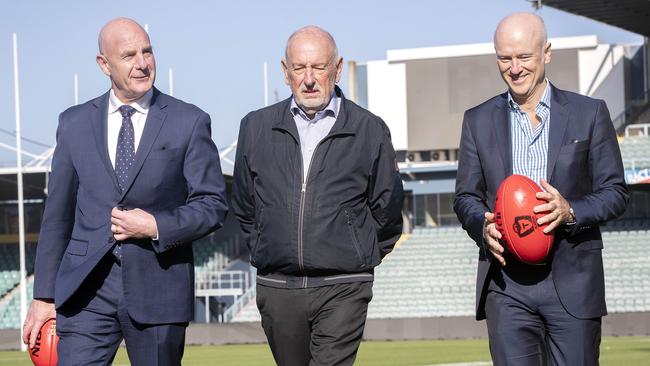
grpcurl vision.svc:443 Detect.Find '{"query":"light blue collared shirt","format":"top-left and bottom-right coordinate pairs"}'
top-left (291, 94), bottom-right (340, 182)
top-left (509, 81), bottom-right (552, 186)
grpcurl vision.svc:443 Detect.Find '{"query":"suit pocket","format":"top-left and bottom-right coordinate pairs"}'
top-left (66, 239), bottom-right (88, 256)
top-left (559, 140), bottom-right (589, 154)
top-left (345, 208), bottom-right (367, 267)
top-left (147, 147), bottom-right (184, 160)
top-left (250, 206), bottom-right (263, 256)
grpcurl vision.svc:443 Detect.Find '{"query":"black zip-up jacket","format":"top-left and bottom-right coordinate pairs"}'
top-left (232, 88), bottom-right (403, 288)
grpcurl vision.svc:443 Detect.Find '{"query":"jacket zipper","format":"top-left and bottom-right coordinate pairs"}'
top-left (297, 139), bottom-right (327, 289)
top-left (298, 175), bottom-right (307, 288)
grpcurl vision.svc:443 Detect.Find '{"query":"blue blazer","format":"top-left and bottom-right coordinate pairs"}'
top-left (454, 85), bottom-right (628, 320)
top-left (33, 88), bottom-right (228, 324)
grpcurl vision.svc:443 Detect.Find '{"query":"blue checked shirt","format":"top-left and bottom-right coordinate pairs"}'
top-left (509, 82), bottom-right (551, 186)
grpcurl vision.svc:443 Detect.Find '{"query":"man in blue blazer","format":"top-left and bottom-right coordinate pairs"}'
top-left (454, 13), bottom-right (628, 365)
top-left (22, 17), bottom-right (227, 365)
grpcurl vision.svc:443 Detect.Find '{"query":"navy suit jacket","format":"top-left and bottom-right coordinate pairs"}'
top-left (454, 85), bottom-right (628, 320)
top-left (33, 88), bottom-right (228, 324)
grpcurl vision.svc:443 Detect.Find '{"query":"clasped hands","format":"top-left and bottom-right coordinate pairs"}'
top-left (111, 207), bottom-right (158, 241)
top-left (483, 179), bottom-right (573, 266)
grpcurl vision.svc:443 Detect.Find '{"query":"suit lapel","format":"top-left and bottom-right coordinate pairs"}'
top-left (546, 85), bottom-right (569, 184)
top-left (119, 89), bottom-right (168, 200)
top-left (91, 92), bottom-right (121, 192)
top-left (493, 93), bottom-right (512, 177)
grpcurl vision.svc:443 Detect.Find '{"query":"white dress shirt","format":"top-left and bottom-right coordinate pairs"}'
top-left (107, 89), bottom-right (153, 168)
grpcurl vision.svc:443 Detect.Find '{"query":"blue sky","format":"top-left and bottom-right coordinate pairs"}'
top-left (0, 0), bottom-right (643, 165)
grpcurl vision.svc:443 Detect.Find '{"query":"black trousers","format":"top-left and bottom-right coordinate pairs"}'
top-left (485, 262), bottom-right (601, 366)
top-left (256, 281), bottom-right (373, 366)
top-left (56, 255), bottom-right (187, 366)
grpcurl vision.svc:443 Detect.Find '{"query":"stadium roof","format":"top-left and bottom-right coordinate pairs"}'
top-left (539, 0), bottom-right (650, 37)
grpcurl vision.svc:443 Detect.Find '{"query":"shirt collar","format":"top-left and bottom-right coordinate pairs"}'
top-left (507, 79), bottom-right (551, 112)
top-left (290, 92), bottom-right (340, 122)
top-left (108, 88), bottom-right (154, 114)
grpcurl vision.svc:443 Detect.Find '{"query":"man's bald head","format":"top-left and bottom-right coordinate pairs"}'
top-left (285, 26), bottom-right (338, 62)
top-left (95, 17), bottom-right (156, 104)
top-left (281, 25), bottom-right (343, 118)
top-left (493, 12), bottom-right (551, 107)
top-left (494, 12), bottom-right (547, 53)
top-left (98, 17), bottom-right (149, 55)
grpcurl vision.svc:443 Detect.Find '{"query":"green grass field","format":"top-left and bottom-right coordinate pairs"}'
top-left (1, 336), bottom-right (648, 365)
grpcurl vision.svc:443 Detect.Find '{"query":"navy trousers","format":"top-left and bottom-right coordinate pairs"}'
top-left (56, 253), bottom-right (187, 366)
top-left (485, 259), bottom-right (601, 366)
top-left (256, 281), bottom-right (373, 366)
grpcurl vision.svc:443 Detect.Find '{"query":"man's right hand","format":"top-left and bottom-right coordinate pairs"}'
top-left (22, 299), bottom-right (56, 349)
top-left (484, 212), bottom-right (506, 266)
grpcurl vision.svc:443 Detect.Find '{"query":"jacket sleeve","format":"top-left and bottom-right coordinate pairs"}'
top-left (153, 112), bottom-right (228, 252)
top-left (453, 110), bottom-right (490, 253)
top-left (33, 114), bottom-right (78, 299)
top-left (231, 116), bottom-right (257, 251)
top-left (567, 100), bottom-right (629, 234)
top-left (368, 121), bottom-right (404, 258)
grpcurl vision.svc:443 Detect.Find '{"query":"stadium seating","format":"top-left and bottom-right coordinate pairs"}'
top-left (0, 271), bottom-right (20, 299)
top-left (0, 278), bottom-right (33, 329)
top-left (619, 135), bottom-right (650, 168)
top-left (0, 236), bottom-right (241, 330)
top-left (1, 226), bottom-right (648, 328)
top-left (367, 227), bottom-right (478, 318)
top-left (230, 225), bottom-right (650, 322)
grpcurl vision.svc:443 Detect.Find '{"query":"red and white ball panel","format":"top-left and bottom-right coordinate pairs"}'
top-left (494, 175), bottom-right (554, 265)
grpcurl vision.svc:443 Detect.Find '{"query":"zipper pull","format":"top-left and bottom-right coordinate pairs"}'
top-left (301, 183), bottom-right (306, 193)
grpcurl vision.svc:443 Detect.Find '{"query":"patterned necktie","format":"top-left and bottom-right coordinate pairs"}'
top-left (113, 105), bottom-right (136, 263)
top-left (115, 105), bottom-right (136, 191)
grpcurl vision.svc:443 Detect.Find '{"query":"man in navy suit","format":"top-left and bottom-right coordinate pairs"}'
top-left (454, 13), bottom-right (628, 365)
top-left (22, 17), bottom-right (227, 365)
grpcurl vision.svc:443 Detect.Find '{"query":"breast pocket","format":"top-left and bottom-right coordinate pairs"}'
top-left (140, 148), bottom-right (186, 190)
top-left (556, 140), bottom-right (590, 175)
top-left (147, 147), bottom-right (184, 161)
top-left (559, 140), bottom-right (590, 155)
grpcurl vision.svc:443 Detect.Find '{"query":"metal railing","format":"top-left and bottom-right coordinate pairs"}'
top-left (222, 277), bottom-right (257, 323)
top-left (195, 270), bottom-right (251, 291)
top-left (624, 123), bottom-right (650, 137)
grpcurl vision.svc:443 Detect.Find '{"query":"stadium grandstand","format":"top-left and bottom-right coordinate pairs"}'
top-left (1, 1), bottom-right (649, 351)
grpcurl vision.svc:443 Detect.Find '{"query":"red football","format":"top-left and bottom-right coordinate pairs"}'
top-left (29, 318), bottom-right (58, 366)
top-left (494, 175), bottom-right (554, 264)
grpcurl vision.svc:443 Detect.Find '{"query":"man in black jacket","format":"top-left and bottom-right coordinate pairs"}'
top-left (233, 25), bottom-right (403, 366)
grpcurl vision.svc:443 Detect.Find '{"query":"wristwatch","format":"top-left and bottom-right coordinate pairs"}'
top-left (565, 207), bottom-right (576, 226)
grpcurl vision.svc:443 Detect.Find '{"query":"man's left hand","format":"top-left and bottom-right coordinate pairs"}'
top-left (111, 207), bottom-right (158, 241)
top-left (534, 179), bottom-right (573, 234)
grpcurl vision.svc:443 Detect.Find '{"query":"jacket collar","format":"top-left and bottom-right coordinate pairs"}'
top-left (493, 92), bottom-right (511, 177)
top-left (546, 83), bottom-right (570, 184)
top-left (272, 86), bottom-right (356, 140)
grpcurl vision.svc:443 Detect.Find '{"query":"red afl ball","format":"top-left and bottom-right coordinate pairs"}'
top-left (29, 318), bottom-right (58, 366)
top-left (494, 175), bottom-right (554, 264)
